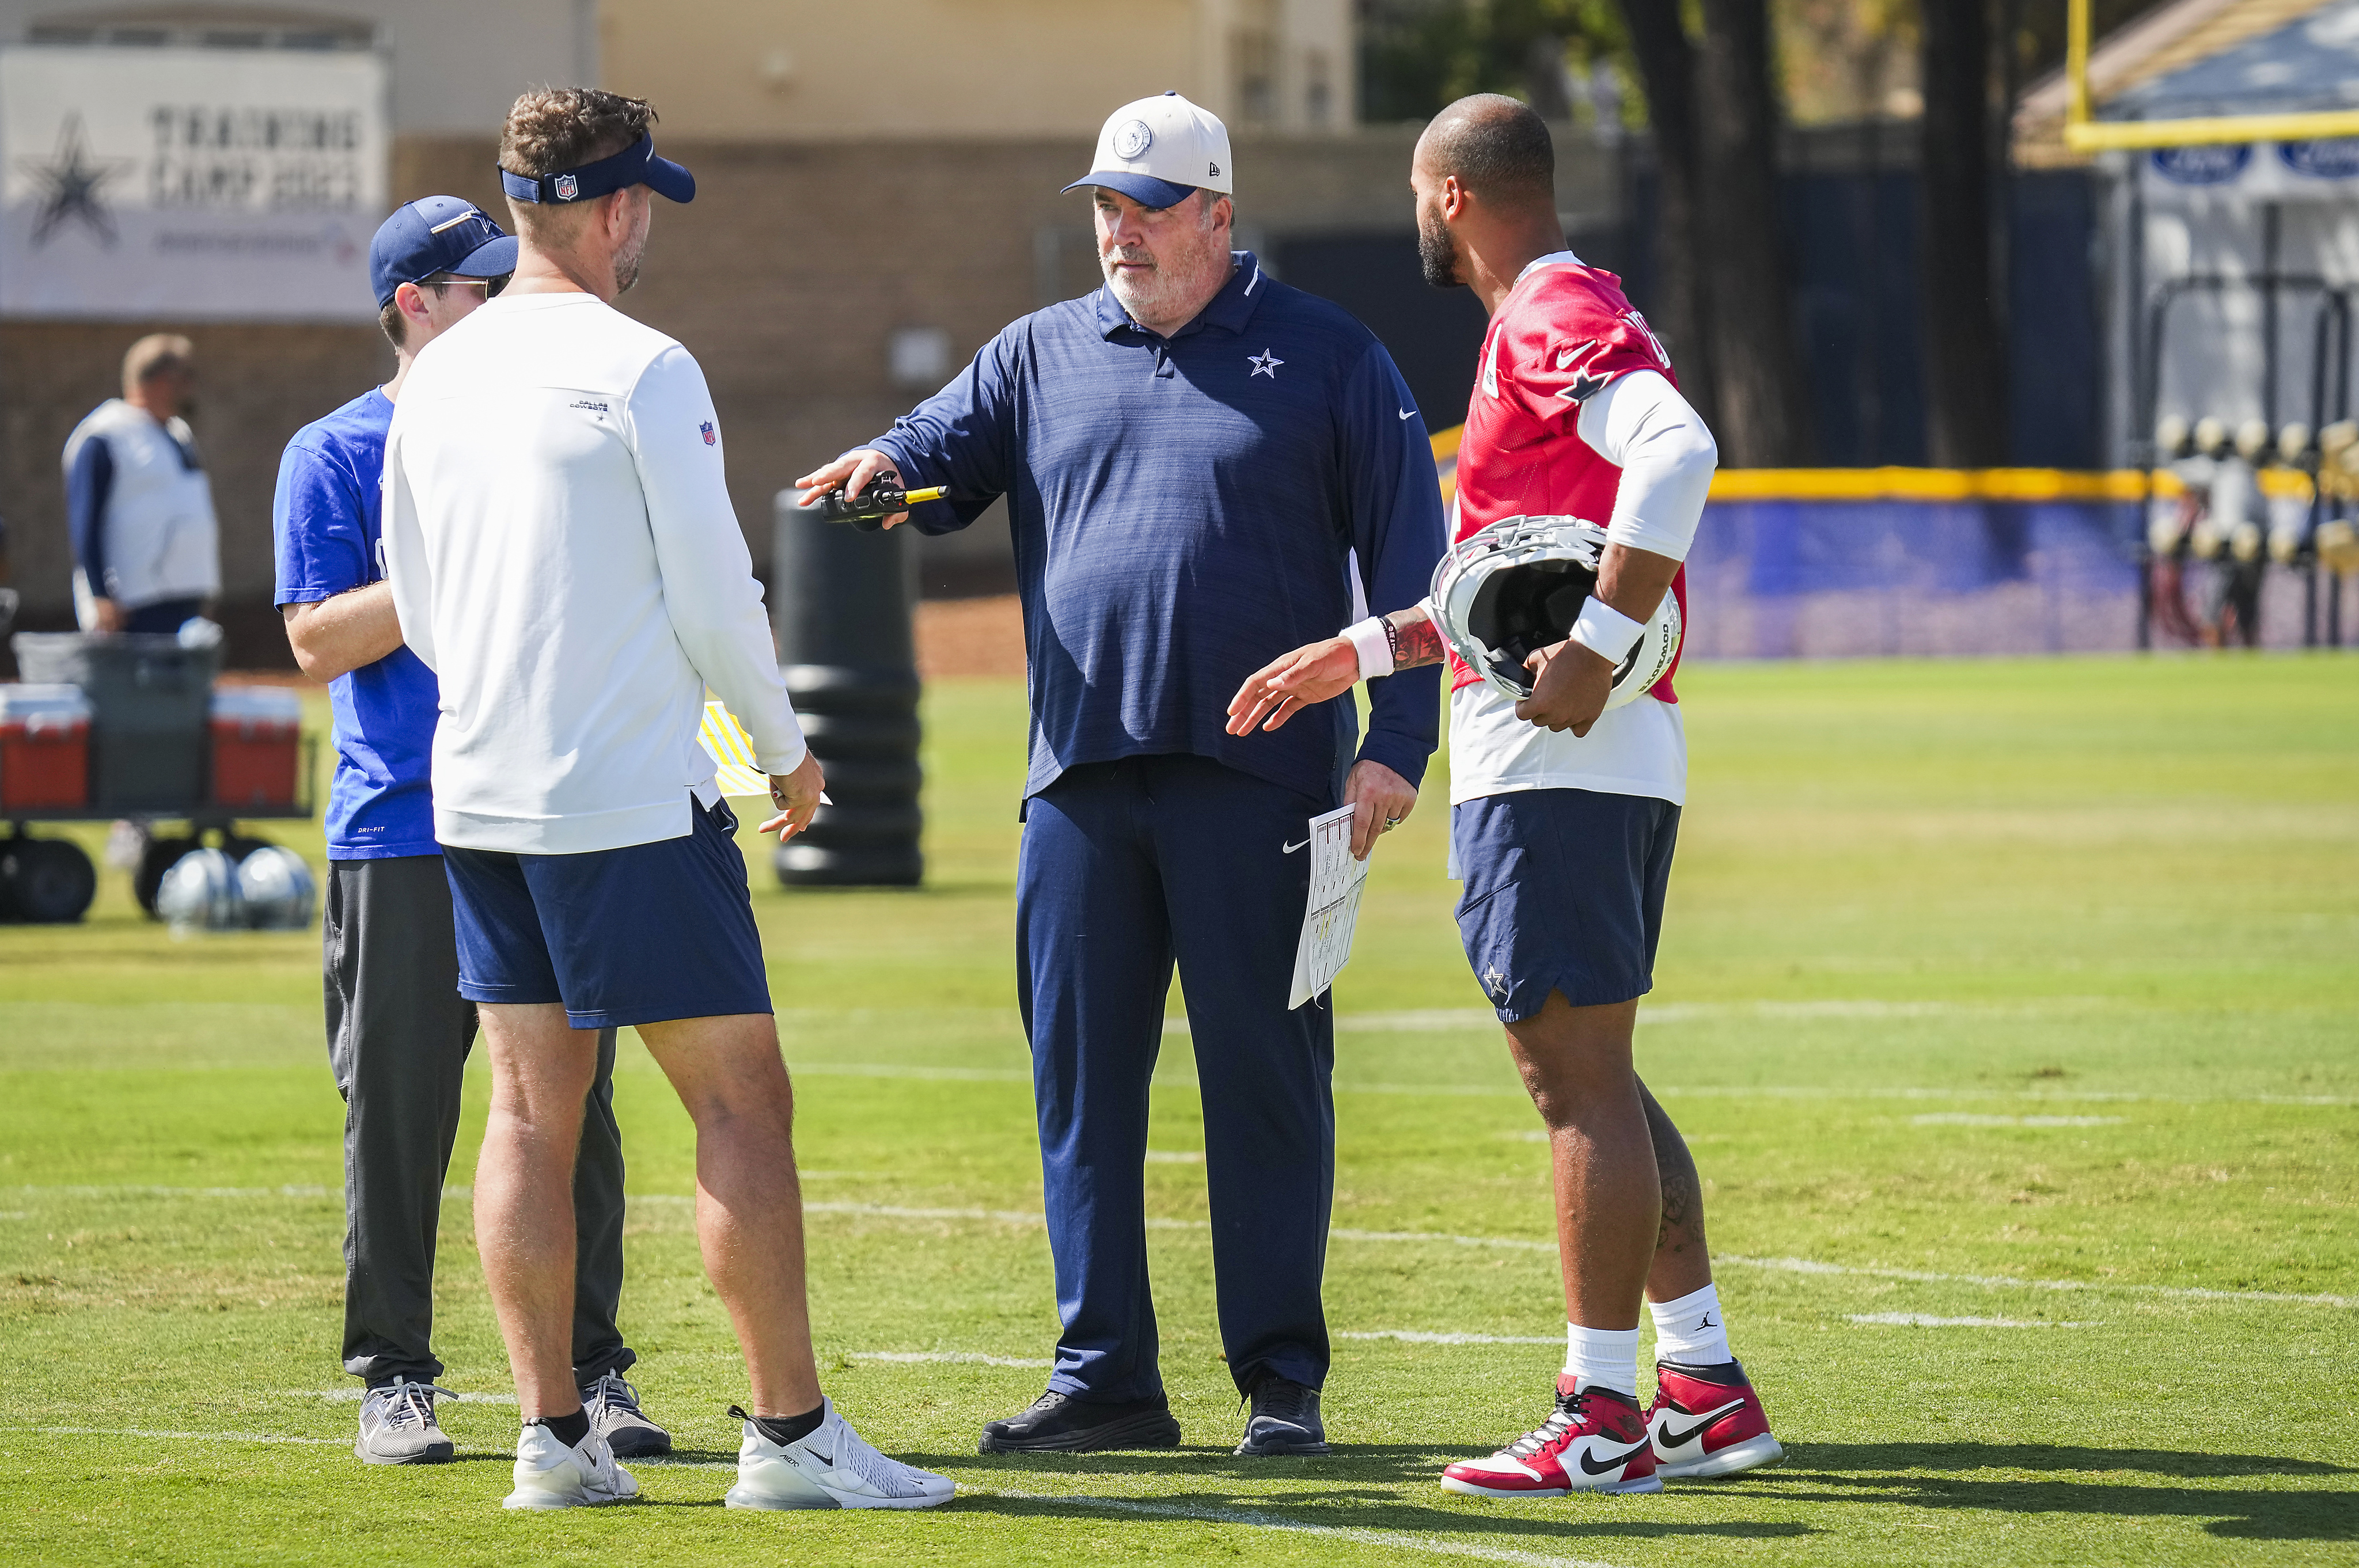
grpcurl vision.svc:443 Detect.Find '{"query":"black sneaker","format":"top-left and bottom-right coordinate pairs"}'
top-left (1235, 1373), bottom-right (1328, 1456)
top-left (978, 1390), bottom-right (1182, 1453)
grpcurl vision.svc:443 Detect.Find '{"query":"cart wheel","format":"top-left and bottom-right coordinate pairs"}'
top-left (2, 838), bottom-right (97, 924)
top-left (134, 835), bottom-right (198, 917)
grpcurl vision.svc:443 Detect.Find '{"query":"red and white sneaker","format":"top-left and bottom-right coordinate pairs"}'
top-left (1440, 1378), bottom-right (1662, 1498)
top-left (1646, 1361), bottom-right (1784, 1480)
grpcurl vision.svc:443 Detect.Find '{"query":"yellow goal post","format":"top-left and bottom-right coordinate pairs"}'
top-left (2065, 0), bottom-right (2359, 151)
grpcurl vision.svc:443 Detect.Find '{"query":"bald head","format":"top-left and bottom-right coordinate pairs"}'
top-left (1416, 93), bottom-right (1556, 214)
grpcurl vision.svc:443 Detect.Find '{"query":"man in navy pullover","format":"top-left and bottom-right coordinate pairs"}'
top-left (801, 92), bottom-right (1444, 1456)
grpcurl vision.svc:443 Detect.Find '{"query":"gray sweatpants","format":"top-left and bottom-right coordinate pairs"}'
top-left (325, 855), bottom-right (635, 1387)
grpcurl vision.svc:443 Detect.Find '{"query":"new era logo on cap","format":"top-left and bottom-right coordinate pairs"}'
top-left (1061, 90), bottom-right (1234, 211)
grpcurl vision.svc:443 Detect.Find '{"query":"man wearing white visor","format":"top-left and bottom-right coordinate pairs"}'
top-left (798, 91), bottom-right (1447, 1456)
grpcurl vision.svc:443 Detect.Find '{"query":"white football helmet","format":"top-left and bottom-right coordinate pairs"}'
top-left (1429, 514), bottom-right (1682, 708)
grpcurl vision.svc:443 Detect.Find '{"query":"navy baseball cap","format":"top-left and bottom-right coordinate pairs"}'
top-left (499, 134), bottom-right (695, 207)
top-left (370, 196), bottom-right (518, 307)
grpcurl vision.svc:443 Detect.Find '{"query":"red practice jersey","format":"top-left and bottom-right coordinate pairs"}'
top-left (1450, 260), bottom-right (1686, 702)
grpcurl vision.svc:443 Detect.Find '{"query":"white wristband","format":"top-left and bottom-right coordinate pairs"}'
top-left (1342, 616), bottom-right (1393, 680)
top-left (1569, 596), bottom-right (1645, 664)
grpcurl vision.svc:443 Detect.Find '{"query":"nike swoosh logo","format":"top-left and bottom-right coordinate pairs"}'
top-left (1655, 1399), bottom-right (1746, 1450)
top-left (1282, 838), bottom-right (1311, 853)
top-left (1578, 1438), bottom-right (1654, 1476)
top-left (1398, 408), bottom-right (1415, 420)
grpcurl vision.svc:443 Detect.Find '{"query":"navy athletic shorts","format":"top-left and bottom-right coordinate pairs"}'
top-left (442, 795), bottom-right (771, 1030)
top-left (1450, 788), bottom-right (1681, 1022)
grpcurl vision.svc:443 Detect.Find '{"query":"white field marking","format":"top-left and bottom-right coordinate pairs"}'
top-left (1144, 1150), bottom-right (1203, 1164)
top-left (797, 1202), bottom-right (2357, 1305)
top-left (1330, 1226), bottom-right (1555, 1252)
top-left (1911, 1114), bottom-right (2125, 1127)
top-left (1719, 1254), bottom-right (2358, 1309)
top-left (848, 1350), bottom-right (1055, 1368)
top-left (1341, 1084), bottom-right (2355, 1107)
top-left (970, 1487), bottom-right (1630, 1568)
top-left (1338, 1329), bottom-right (1562, 1345)
top-left (278, 1389), bottom-right (517, 1404)
top-left (5, 1184), bottom-right (336, 1199)
top-left (806, 1200), bottom-right (1053, 1227)
top-left (1174, 999), bottom-right (2118, 1037)
top-left (1848, 1314), bottom-right (2091, 1328)
top-left (788, 1061), bottom-right (1030, 1083)
top-left (15, 1426), bottom-right (346, 1446)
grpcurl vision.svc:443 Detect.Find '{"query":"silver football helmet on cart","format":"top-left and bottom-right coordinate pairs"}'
top-left (1429, 514), bottom-right (1682, 709)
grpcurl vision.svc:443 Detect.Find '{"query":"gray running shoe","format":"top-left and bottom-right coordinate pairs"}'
top-left (582, 1371), bottom-right (672, 1458)
top-left (355, 1377), bottom-right (456, 1464)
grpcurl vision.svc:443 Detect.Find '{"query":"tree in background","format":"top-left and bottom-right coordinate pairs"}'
top-left (1918, 0), bottom-right (2009, 465)
top-left (1361, 0), bottom-right (1815, 464)
top-left (1689, 0), bottom-right (1816, 464)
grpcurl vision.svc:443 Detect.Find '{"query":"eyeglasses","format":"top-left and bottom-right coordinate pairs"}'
top-left (419, 275), bottom-right (509, 298)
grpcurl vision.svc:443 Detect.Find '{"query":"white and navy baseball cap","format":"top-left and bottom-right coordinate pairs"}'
top-left (1062, 91), bottom-right (1233, 209)
top-left (370, 196), bottom-right (518, 307)
top-left (500, 134), bottom-right (695, 207)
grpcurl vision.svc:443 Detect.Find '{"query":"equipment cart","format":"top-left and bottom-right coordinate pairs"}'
top-left (2, 633), bottom-right (315, 924)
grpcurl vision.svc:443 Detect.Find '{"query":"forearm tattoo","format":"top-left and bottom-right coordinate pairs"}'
top-left (1383, 606), bottom-right (1446, 669)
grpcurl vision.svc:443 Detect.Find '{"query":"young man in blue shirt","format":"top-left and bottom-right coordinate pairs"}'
top-left (799, 93), bottom-right (1446, 1457)
top-left (273, 197), bottom-right (668, 1466)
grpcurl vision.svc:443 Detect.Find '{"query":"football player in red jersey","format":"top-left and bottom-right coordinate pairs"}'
top-left (1228, 94), bottom-right (1780, 1496)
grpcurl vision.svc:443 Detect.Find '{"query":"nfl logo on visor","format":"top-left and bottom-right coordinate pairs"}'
top-left (700, 422), bottom-right (716, 446)
top-left (554, 173), bottom-right (579, 200)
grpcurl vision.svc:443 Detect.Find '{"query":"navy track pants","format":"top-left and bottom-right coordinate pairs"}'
top-left (1018, 754), bottom-right (1338, 1401)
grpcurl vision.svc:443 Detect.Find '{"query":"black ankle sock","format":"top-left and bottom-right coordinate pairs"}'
top-left (533, 1408), bottom-right (591, 1448)
top-left (731, 1402), bottom-right (825, 1445)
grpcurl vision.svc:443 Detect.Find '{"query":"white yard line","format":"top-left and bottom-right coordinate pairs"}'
top-left (14, 1425), bottom-right (347, 1446)
top-left (1338, 1330), bottom-right (1563, 1345)
top-left (1910, 1114), bottom-right (2124, 1127)
top-left (13, 1195), bottom-right (2346, 1311)
top-left (1848, 1313), bottom-right (2090, 1328)
top-left (849, 1350), bottom-right (1055, 1368)
top-left (1717, 1254), bottom-right (2357, 1309)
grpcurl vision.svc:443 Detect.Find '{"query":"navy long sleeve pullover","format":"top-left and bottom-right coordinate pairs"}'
top-left (870, 252), bottom-right (1446, 804)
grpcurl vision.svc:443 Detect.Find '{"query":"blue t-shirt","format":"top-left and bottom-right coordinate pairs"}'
top-left (272, 388), bottom-right (441, 860)
top-left (870, 252), bottom-right (1446, 804)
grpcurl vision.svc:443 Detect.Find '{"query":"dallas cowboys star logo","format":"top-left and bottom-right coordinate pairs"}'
top-left (21, 114), bottom-right (130, 248)
top-left (1248, 349), bottom-right (1284, 378)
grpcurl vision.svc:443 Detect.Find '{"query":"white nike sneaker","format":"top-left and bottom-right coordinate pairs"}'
top-left (725, 1398), bottom-right (955, 1511)
top-left (503, 1421), bottom-right (640, 1510)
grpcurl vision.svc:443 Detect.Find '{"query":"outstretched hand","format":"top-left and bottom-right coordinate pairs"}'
top-left (1226, 636), bottom-right (1361, 736)
top-left (793, 449), bottom-right (910, 529)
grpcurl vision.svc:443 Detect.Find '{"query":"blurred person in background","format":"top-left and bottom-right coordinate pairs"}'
top-left (272, 196), bottom-right (670, 1468)
top-left (64, 334), bottom-right (219, 634)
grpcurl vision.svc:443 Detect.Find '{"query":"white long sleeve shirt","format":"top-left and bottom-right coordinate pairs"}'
top-left (1447, 366), bottom-right (1716, 813)
top-left (382, 291), bottom-right (805, 855)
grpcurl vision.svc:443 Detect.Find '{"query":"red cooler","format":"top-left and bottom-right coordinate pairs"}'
top-left (211, 686), bottom-right (303, 809)
top-left (0, 685), bottom-right (93, 809)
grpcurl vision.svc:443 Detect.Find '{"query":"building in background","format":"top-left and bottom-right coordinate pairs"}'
top-left (2, 0), bottom-right (1598, 659)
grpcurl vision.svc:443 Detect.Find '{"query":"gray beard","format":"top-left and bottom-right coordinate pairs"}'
top-left (1105, 240), bottom-right (1227, 325)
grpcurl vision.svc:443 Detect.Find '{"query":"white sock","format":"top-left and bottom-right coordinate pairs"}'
top-left (1562, 1323), bottom-right (1641, 1398)
top-left (1649, 1282), bottom-right (1732, 1367)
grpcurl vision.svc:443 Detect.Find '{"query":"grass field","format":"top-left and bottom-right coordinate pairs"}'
top-left (2, 656), bottom-right (2354, 1566)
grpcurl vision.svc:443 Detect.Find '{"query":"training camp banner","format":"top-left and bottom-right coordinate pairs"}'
top-left (0, 46), bottom-right (387, 321)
